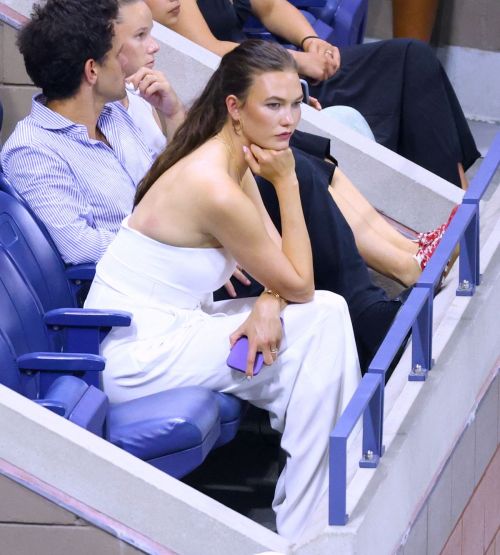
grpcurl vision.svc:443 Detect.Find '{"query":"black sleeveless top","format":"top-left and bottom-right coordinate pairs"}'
top-left (197, 0), bottom-right (251, 42)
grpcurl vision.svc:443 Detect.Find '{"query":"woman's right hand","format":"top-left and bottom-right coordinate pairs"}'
top-left (244, 144), bottom-right (296, 187)
top-left (229, 293), bottom-right (283, 378)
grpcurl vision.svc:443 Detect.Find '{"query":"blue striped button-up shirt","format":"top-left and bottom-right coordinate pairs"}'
top-left (1, 95), bottom-right (155, 264)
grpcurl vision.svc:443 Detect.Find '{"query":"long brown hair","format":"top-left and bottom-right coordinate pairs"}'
top-left (134, 40), bottom-right (297, 206)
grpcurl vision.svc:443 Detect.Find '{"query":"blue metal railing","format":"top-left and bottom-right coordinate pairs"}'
top-left (329, 132), bottom-right (500, 526)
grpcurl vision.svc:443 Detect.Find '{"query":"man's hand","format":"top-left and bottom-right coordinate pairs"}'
top-left (303, 37), bottom-right (341, 75)
top-left (126, 67), bottom-right (184, 119)
top-left (229, 293), bottom-right (283, 378)
top-left (293, 39), bottom-right (341, 82)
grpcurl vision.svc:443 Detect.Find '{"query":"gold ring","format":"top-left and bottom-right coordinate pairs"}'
top-left (325, 49), bottom-right (334, 57)
top-left (270, 348), bottom-right (278, 353)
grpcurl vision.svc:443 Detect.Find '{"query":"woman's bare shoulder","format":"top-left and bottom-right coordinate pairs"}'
top-left (185, 144), bottom-right (242, 197)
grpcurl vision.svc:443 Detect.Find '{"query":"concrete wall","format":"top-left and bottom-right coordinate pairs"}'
top-left (398, 372), bottom-right (499, 555)
top-left (0, 471), bottom-right (146, 555)
top-left (0, 16), bottom-right (38, 144)
top-left (366, 0), bottom-right (500, 51)
top-left (441, 447), bottom-right (500, 555)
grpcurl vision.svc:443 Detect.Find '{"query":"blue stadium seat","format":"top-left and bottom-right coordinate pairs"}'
top-left (0, 173), bottom-right (94, 307)
top-left (244, 7), bottom-right (334, 47)
top-left (0, 180), bottom-right (243, 451)
top-left (242, 0), bottom-right (367, 48)
top-left (0, 246), bottom-right (222, 477)
top-left (308, 0), bottom-right (368, 46)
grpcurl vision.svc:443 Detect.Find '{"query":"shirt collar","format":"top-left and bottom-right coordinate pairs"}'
top-left (30, 94), bottom-right (83, 132)
top-left (30, 94), bottom-right (122, 137)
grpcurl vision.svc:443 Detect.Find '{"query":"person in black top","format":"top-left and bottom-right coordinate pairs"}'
top-left (150, 0), bottom-right (480, 189)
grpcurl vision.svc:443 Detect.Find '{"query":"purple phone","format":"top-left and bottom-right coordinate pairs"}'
top-left (226, 318), bottom-right (284, 376)
top-left (227, 336), bottom-right (265, 375)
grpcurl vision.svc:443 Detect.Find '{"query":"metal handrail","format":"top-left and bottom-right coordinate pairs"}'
top-left (329, 132), bottom-right (500, 526)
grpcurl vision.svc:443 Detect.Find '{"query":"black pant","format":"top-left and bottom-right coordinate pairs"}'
top-left (311, 39), bottom-right (480, 187)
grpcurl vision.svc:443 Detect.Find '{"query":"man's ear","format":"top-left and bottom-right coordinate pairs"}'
top-left (83, 59), bottom-right (98, 85)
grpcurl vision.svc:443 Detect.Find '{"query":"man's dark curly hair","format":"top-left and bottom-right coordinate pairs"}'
top-left (18, 0), bottom-right (120, 100)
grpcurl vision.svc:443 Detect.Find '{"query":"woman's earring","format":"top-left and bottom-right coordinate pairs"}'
top-left (232, 118), bottom-right (243, 136)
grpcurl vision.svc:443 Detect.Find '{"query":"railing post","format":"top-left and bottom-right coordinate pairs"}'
top-left (360, 377), bottom-right (384, 468)
top-left (409, 287), bottom-right (433, 381)
top-left (330, 435), bottom-right (348, 525)
top-left (457, 201), bottom-right (480, 296)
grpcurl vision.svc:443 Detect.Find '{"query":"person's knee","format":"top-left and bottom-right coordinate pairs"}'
top-left (312, 290), bottom-right (350, 321)
top-left (321, 105), bottom-right (375, 141)
top-left (405, 38), bottom-right (441, 72)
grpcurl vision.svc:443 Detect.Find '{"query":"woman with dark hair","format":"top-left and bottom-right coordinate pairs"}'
top-left (85, 40), bottom-right (360, 541)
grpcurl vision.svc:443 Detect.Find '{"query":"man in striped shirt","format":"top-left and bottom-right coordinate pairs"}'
top-left (1, 0), bottom-right (182, 265)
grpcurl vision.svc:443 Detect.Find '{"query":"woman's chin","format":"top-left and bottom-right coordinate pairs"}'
top-left (253, 139), bottom-right (291, 151)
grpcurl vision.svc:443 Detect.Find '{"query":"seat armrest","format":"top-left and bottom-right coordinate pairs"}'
top-left (65, 264), bottom-right (96, 282)
top-left (17, 352), bottom-right (105, 373)
top-left (18, 352), bottom-right (106, 396)
top-left (289, 0), bottom-right (326, 7)
top-left (44, 308), bottom-right (132, 328)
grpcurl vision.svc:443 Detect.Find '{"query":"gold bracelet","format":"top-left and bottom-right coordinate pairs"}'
top-left (264, 289), bottom-right (286, 303)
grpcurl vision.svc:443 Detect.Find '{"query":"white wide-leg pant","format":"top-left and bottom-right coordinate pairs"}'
top-left (96, 290), bottom-right (361, 542)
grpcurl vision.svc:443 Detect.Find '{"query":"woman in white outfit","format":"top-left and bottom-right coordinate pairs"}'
top-left (85, 40), bottom-right (360, 542)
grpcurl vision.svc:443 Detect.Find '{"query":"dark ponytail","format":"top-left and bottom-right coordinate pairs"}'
top-left (134, 40), bottom-right (297, 206)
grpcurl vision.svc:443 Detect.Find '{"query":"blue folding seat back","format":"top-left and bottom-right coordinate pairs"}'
top-left (0, 180), bottom-right (243, 460)
top-left (0, 189), bottom-right (75, 311)
top-left (243, 0), bottom-right (366, 48)
top-left (0, 174), bottom-right (95, 308)
top-left (244, 9), bottom-right (334, 45)
top-left (309, 0), bottom-right (368, 46)
top-left (0, 246), bottom-right (52, 358)
top-left (0, 327), bottom-right (39, 399)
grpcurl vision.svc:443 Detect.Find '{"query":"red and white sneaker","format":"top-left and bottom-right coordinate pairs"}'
top-left (417, 205), bottom-right (459, 251)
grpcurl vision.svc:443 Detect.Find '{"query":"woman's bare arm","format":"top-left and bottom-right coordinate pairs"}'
top-left (201, 150), bottom-right (314, 303)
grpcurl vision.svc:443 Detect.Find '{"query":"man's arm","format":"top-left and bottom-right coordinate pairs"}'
top-left (3, 145), bottom-right (115, 264)
top-left (249, 0), bottom-right (340, 80)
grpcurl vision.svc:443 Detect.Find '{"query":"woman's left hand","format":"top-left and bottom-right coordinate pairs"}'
top-left (229, 293), bottom-right (283, 378)
top-left (126, 67), bottom-right (184, 119)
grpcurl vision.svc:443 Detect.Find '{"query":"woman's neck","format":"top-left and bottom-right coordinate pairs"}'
top-left (215, 124), bottom-right (248, 185)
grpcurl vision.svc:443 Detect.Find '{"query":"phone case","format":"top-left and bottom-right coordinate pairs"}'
top-left (227, 318), bottom-right (284, 376)
top-left (227, 336), bottom-right (264, 375)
